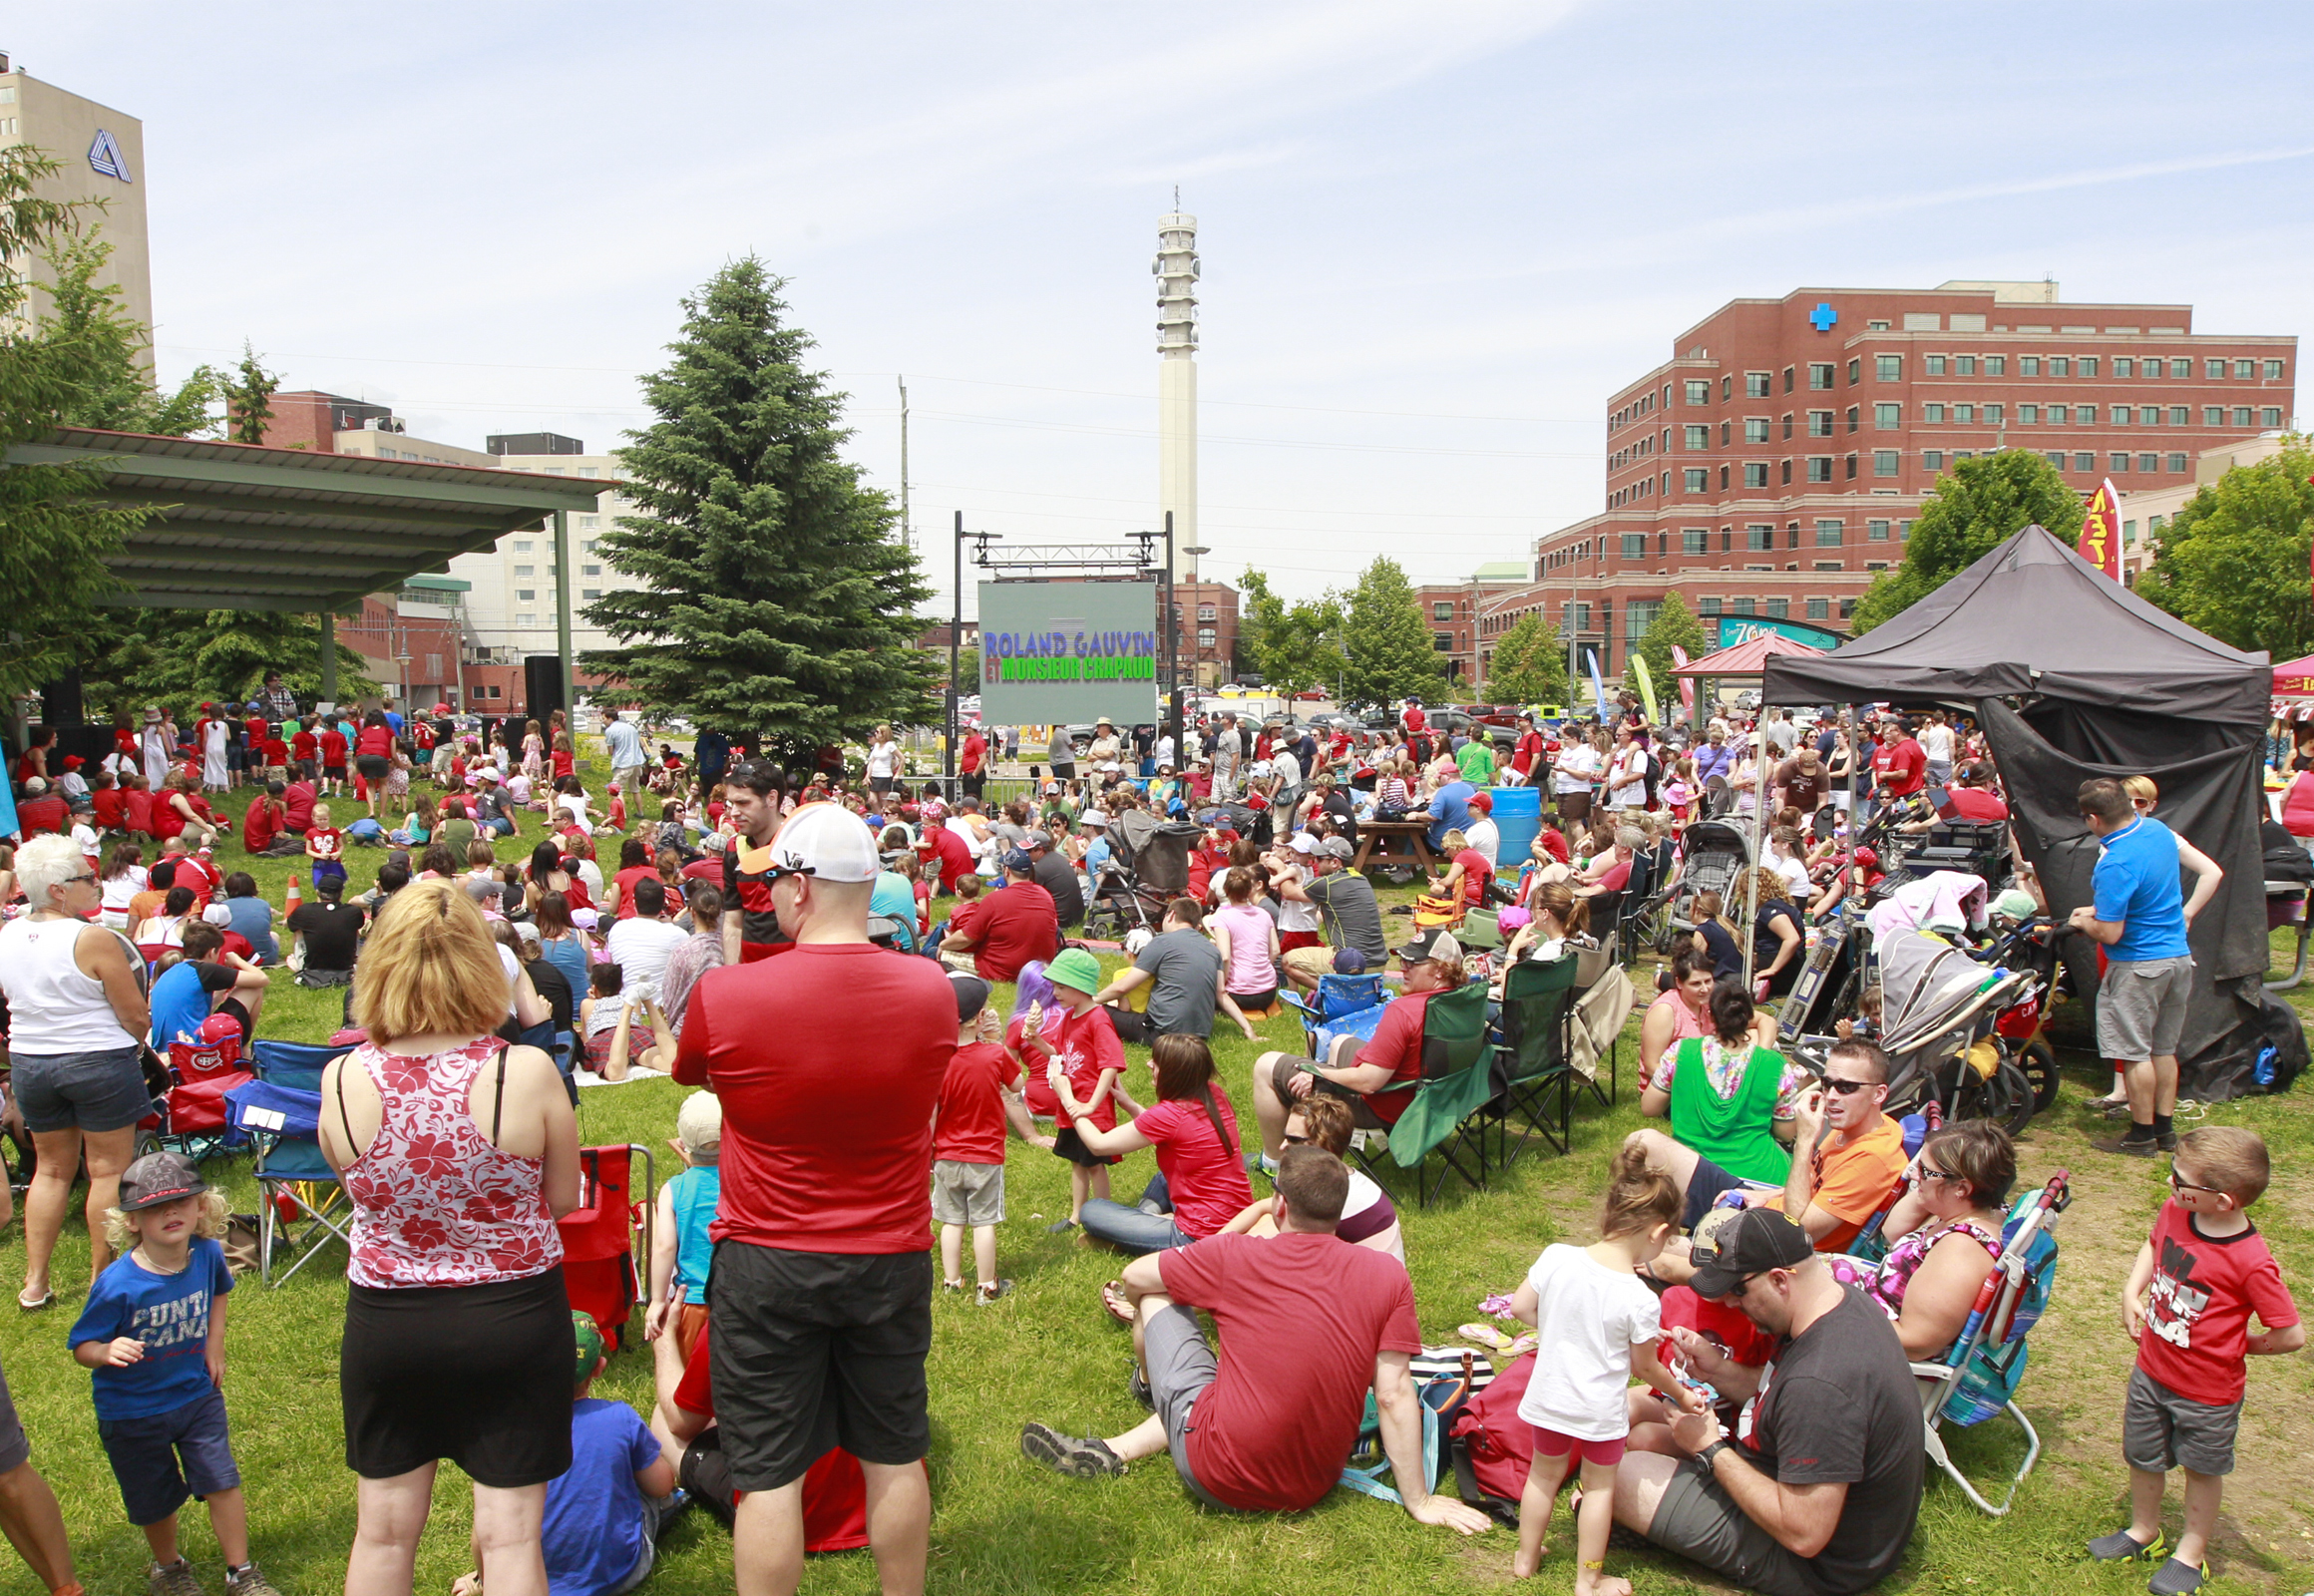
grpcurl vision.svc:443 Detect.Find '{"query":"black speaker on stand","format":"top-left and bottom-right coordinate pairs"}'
top-left (524, 655), bottom-right (566, 727)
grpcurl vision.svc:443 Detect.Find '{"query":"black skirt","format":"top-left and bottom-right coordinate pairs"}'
top-left (341, 1266), bottom-right (574, 1486)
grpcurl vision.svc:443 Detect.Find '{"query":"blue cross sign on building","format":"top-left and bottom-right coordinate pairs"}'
top-left (1809, 301), bottom-right (1837, 332)
top-left (89, 129), bottom-right (131, 183)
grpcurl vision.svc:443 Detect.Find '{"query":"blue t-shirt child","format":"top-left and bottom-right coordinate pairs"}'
top-left (2092, 816), bottom-right (2190, 963)
top-left (69, 1237), bottom-right (234, 1420)
top-left (667, 1163), bottom-right (720, 1298)
top-left (543, 1398), bottom-right (664, 1596)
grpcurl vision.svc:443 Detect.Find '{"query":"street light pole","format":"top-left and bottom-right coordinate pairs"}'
top-left (949, 511), bottom-right (963, 793)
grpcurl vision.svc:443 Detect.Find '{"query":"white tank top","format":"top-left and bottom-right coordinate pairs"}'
top-left (0, 917), bottom-right (141, 1053)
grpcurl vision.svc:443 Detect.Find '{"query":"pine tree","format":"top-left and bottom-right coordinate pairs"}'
top-left (1635, 592), bottom-right (1710, 691)
top-left (1340, 557), bottom-right (1444, 710)
top-left (581, 259), bottom-right (938, 760)
top-left (222, 340), bottom-right (278, 445)
top-left (1850, 449), bottom-right (2084, 633)
top-left (1485, 610), bottom-right (1567, 705)
top-left (77, 609), bottom-right (379, 723)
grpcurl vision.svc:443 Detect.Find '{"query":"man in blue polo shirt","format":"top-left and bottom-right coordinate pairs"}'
top-left (1413, 778), bottom-right (1475, 855)
top-left (2068, 777), bottom-right (2222, 1155)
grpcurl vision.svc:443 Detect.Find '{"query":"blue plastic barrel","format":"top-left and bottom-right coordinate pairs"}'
top-left (1488, 784), bottom-right (1542, 866)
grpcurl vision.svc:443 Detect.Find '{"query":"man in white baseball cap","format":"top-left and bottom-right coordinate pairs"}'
top-left (671, 800), bottom-right (955, 1590)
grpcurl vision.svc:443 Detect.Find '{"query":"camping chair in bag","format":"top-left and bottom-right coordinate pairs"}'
top-left (561, 1144), bottom-right (654, 1352)
top-left (1485, 953), bottom-right (1580, 1165)
top-left (227, 1040), bottom-right (355, 1286)
top-left (1568, 940), bottom-right (1633, 1107)
top-left (1339, 1348), bottom-right (1486, 1506)
top-left (1369, 982), bottom-right (1494, 1208)
top-left (1912, 1170), bottom-right (2071, 1515)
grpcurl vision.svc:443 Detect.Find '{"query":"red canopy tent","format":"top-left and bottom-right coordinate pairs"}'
top-left (2273, 654), bottom-right (2314, 697)
top-left (1670, 632), bottom-right (1827, 677)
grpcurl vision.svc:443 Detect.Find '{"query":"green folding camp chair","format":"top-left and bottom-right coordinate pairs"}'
top-left (1372, 982), bottom-right (1495, 1209)
top-left (1486, 952), bottom-right (1579, 1166)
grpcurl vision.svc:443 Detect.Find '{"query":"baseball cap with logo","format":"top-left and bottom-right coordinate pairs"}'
top-left (1396, 927), bottom-right (1463, 966)
top-left (572, 1310), bottom-right (607, 1387)
top-left (1320, 836), bottom-right (1355, 863)
top-left (119, 1150), bottom-right (206, 1212)
top-left (767, 802), bottom-right (880, 884)
top-left (1687, 1206), bottom-right (1815, 1299)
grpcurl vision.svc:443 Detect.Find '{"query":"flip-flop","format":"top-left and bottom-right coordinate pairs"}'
top-left (1457, 1322), bottom-right (1514, 1351)
top-left (1100, 1281), bottom-right (1135, 1325)
top-left (16, 1291), bottom-right (53, 1311)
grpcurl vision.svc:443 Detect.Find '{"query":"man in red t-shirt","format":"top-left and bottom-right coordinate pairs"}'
top-left (280, 776), bottom-right (316, 835)
top-left (1508, 711), bottom-right (1547, 786)
top-left (14, 778), bottom-right (67, 836)
top-left (1249, 927), bottom-right (1461, 1162)
top-left (939, 852), bottom-right (1056, 982)
top-left (918, 820), bottom-right (975, 897)
top-left (674, 802), bottom-right (955, 1591)
top-left (1021, 1146), bottom-right (1486, 1532)
top-left (317, 723), bottom-right (349, 795)
top-left (959, 727), bottom-right (987, 801)
top-left (242, 784), bottom-right (283, 854)
top-left (1870, 714), bottom-right (1927, 799)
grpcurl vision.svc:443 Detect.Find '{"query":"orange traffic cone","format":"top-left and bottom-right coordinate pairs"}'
top-left (284, 872), bottom-right (302, 918)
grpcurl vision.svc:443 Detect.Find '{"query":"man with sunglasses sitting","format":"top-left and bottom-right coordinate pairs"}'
top-left (1616, 1208), bottom-right (1924, 1596)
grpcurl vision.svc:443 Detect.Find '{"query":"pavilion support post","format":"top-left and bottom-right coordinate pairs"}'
top-left (321, 609), bottom-right (337, 704)
top-left (554, 510), bottom-right (576, 719)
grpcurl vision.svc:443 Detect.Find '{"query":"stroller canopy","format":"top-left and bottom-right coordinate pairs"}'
top-left (1876, 930), bottom-right (2001, 1057)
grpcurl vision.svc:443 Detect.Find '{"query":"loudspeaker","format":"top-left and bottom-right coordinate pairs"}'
top-left (524, 655), bottom-right (566, 725)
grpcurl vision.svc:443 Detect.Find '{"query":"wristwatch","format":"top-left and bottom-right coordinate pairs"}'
top-left (1697, 1439), bottom-right (1732, 1470)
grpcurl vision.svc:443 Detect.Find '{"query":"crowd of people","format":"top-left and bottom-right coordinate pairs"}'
top-left (0, 679), bottom-right (2299, 1596)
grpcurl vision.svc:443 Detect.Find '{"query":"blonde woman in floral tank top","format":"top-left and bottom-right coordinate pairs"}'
top-left (319, 880), bottom-right (578, 1596)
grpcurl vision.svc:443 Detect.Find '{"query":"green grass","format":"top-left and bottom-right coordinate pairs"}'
top-left (6, 794), bottom-right (2314, 1594)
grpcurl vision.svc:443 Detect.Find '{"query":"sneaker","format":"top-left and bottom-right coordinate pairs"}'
top-left (2093, 1134), bottom-right (2159, 1157)
top-left (223, 1562), bottom-right (280, 1596)
top-left (941, 1280), bottom-right (966, 1295)
top-left (1128, 1365), bottom-right (1153, 1409)
top-left (2147, 1557), bottom-right (2205, 1595)
top-left (2089, 1527), bottom-right (2165, 1562)
top-left (149, 1558), bottom-right (204, 1596)
top-left (2157, 1131), bottom-right (2179, 1152)
top-left (1045, 1218), bottom-right (1079, 1235)
top-left (977, 1279), bottom-right (1015, 1303)
top-left (1020, 1421), bottom-right (1124, 1478)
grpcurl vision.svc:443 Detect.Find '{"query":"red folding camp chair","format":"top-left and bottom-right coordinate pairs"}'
top-left (156, 1025), bottom-right (254, 1162)
top-left (560, 1145), bottom-right (653, 1351)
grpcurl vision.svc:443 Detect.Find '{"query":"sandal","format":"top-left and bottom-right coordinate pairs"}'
top-left (1100, 1281), bottom-right (1136, 1326)
top-left (1457, 1322), bottom-right (1514, 1352)
top-left (16, 1290), bottom-right (53, 1312)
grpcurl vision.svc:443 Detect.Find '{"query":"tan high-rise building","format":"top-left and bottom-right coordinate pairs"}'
top-left (0, 52), bottom-right (152, 344)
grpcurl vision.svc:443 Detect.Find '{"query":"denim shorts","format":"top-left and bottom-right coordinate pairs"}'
top-left (12, 1044), bottom-right (152, 1134)
top-left (99, 1387), bottom-right (240, 1526)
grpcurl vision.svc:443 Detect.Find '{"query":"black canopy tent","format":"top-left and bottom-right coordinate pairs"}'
top-left (1762, 523), bottom-right (2304, 1102)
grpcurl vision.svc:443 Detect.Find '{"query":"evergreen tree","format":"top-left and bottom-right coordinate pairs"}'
top-left (1340, 557), bottom-right (1444, 710)
top-left (1485, 610), bottom-right (1568, 705)
top-left (1635, 591), bottom-right (1710, 690)
top-left (1850, 449), bottom-right (2084, 633)
top-left (222, 340), bottom-right (278, 445)
top-left (2141, 438), bottom-right (2314, 657)
top-left (77, 609), bottom-right (379, 723)
top-left (581, 259), bottom-right (937, 760)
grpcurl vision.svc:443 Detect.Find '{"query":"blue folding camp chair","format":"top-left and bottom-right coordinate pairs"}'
top-left (228, 1040), bottom-right (355, 1286)
top-left (1280, 973), bottom-right (1389, 1058)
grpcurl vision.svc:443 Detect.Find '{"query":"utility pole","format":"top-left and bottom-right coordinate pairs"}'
top-left (898, 376), bottom-right (911, 556)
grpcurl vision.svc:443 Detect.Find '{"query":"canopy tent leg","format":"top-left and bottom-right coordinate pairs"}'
top-left (554, 509), bottom-right (576, 720)
top-left (321, 610), bottom-right (337, 704)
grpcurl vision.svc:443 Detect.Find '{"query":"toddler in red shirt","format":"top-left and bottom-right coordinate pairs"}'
top-left (2097, 1126), bottom-right (2302, 1592)
top-left (933, 976), bottom-right (1021, 1303)
top-left (290, 726), bottom-right (319, 768)
top-left (304, 802), bottom-right (348, 888)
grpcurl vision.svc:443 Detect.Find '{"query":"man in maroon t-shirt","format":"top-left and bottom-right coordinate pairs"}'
top-left (939, 852), bottom-right (1056, 982)
top-left (14, 778), bottom-right (67, 836)
top-left (675, 801), bottom-right (957, 1593)
top-left (1870, 714), bottom-right (1927, 799)
top-left (1021, 1147), bottom-right (1488, 1532)
top-left (717, 762), bottom-right (788, 965)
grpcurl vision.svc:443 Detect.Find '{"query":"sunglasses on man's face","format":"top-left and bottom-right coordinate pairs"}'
top-left (1820, 1075), bottom-right (1878, 1095)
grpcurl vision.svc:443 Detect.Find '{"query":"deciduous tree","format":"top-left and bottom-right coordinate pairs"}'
top-left (1237, 570), bottom-right (1346, 697)
top-left (1850, 449), bottom-right (2085, 633)
top-left (1340, 557), bottom-right (1443, 710)
top-left (1634, 592), bottom-right (1710, 696)
top-left (1485, 610), bottom-right (1567, 705)
top-left (2140, 438), bottom-right (2314, 658)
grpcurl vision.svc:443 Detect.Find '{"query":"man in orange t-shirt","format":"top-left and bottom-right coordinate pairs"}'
top-left (1751, 1036), bottom-right (1908, 1251)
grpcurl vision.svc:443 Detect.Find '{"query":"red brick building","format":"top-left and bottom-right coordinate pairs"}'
top-left (1524, 281), bottom-right (2296, 677)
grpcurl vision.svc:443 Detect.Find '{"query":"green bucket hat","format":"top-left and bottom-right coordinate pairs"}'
top-left (1046, 947), bottom-right (1103, 997)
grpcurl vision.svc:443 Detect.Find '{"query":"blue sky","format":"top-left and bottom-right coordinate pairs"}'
top-left (19, 2), bottom-right (2314, 610)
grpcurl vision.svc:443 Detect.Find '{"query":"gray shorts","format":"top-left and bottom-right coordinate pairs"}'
top-left (11, 1045), bottom-right (151, 1134)
top-left (2123, 1366), bottom-right (2239, 1476)
top-left (932, 1159), bottom-right (1005, 1226)
top-left (0, 1353), bottom-right (31, 1474)
top-left (1267, 1045), bottom-right (1388, 1130)
top-left (1143, 1303), bottom-right (1233, 1510)
top-left (1647, 1454), bottom-right (1823, 1596)
top-left (2098, 955), bottom-right (2193, 1061)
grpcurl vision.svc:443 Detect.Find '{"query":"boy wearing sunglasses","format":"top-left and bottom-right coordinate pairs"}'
top-left (2097, 1125), bottom-right (2301, 1594)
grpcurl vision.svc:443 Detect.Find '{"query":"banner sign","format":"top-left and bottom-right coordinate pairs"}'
top-left (1709, 616), bottom-right (1844, 650)
top-left (2079, 480), bottom-right (2122, 580)
top-left (975, 580), bottom-right (1160, 725)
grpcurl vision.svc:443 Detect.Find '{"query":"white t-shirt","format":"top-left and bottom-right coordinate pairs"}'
top-left (605, 915), bottom-right (688, 995)
top-left (1554, 744), bottom-right (1599, 795)
top-left (1767, 848), bottom-right (1810, 899)
top-left (1466, 816), bottom-right (1500, 868)
top-left (867, 740), bottom-right (901, 780)
top-left (1515, 1243), bottom-right (1663, 1440)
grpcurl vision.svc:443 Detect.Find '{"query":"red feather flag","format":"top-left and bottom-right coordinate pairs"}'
top-left (2078, 480), bottom-right (2122, 581)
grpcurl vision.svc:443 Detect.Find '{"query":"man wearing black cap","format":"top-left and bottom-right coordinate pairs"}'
top-left (939, 850), bottom-right (1056, 983)
top-left (1023, 831), bottom-right (1084, 930)
top-left (1615, 1207), bottom-right (1924, 1596)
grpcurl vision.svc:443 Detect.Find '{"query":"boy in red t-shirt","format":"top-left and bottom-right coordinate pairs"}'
top-left (261, 729), bottom-right (289, 777)
top-left (318, 724), bottom-right (349, 795)
top-left (290, 725), bottom-right (319, 769)
top-left (2097, 1126), bottom-right (2302, 1591)
top-left (121, 776), bottom-right (157, 839)
top-left (304, 802), bottom-right (347, 888)
top-left (606, 783), bottom-right (628, 833)
top-left (91, 771), bottom-right (127, 833)
top-left (934, 976), bottom-right (1021, 1303)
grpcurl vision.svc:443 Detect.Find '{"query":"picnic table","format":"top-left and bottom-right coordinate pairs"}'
top-left (1352, 818), bottom-right (1435, 874)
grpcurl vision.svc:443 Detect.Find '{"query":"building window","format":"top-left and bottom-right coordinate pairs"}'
top-left (2204, 406), bottom-right (2225, 425)
top-left (581, 589), bottom-right (601, 600)
top-left (1871, 450), bottom-right (1898, 477)
top-left (582, 564), bottom-right (601, 576)
top-left (1838, 599), bottom-right (1858, 618)
top-left (514, 540), bottom-right (534, 552)
top-left (2232, 406), bottom-right (2255, 427)
top-left (516, 613), bottom-right (537, 628)
top-left (2166, 406), bottom-right (2188, 426)
top-left (1874, 403), bottom-right (1899, 429)
top-left (2113, 405), bottom-right (2134, 425)
top-left (1627, 598), bottom-right (1662, 645)
top-left (1924, 355), bottom-right (1947, 376)
top-left (1743, 462), bottom-right (1769, 489)
top-left (514, 565), bottom-right (536, 579)
top-left (1732, 598), bottom-right (1755, 617)
top-left (1956, 355), bottom-right (1977, 376)
top-left (1875, 354), bottom-right (1901, 381)
top-left (1744, 417), bottom-right (1769, 443)
top-left (1813, 562), bottom-right (1843, 573)
top-left (2021, 356), bottom-right (2042, 376)
top-left (1844, 453), bottom-right (1858, 479)
top-left (1847, 358), bottom-right (1861, 384)
top-left (1984, 403), bottom-right (2003, 423)
top-left (1720, 421), bottom-right (1732, 447)
top-left (1954, 404), bottom-right (1975, 424)
top-left (1722, 530), bottom-right (1733, 553)
top-left (2114, 453), bottom-right (2133, 472)
top-left (1197, 627), bottom-right (1216, 648)
top-left (1745, 372), bottom-right (1770, 398)
top-left (1685, 379), bottom-right (1710, 405)
top-left (2204, 358), bottom-right (2227, 379)
top-left (1781, 459), bottom-right (1793, 485)
top-left (1720, 466), bottom-right (1732, 490)
top-left (1432, 633), bottom-right (1453, 651)
top-left (1806, 598), bottom-right (1830, 619)
top-left (2044, 451), bottom-right (2067, 468)
top-left (1845, 406), bottom-right (1859, 433)
top-left (2079, 357), bottom-right (2100, 377)
top-left (1808, 410), bottom-right (1834, 436)
top-left (1923, 403), bottom-right (1946, 424)
top-left (1986, 355), bottom-right (2007, 375)
top-left (1765, 598), bottom-right (1788, 619)
top-left (1806, 457), bottom-right (1832, 482)
top-left (2136, 453), bottom-right (2158, 472)
top-left (1808, 362), bottom-right (1833, 390)
top-left (2076, 404), bottom-right (2099, 424)
top-left (1925, 451), bottom-right (1946, 471)
top-left (1899, 521), bottom-right (1914, 540)
top-left (1746, 525), bottom-right (1772, 551)
top-left (1684, 425), bottom-right (1709, 450)
top-left (2166, 452), bottom-right (2189, 473)
top-left (2118, 358), bottom-right (2137, 377)
top-left (2074, 452), bottom-right (2096, 471)
top-left (516, 589), bottom-right (537, 601)
top-left (2048, 405), bottom-right (2070, 424)
top-left (2265, 359), bottom-right (2286, 380)
top-left (1815, 519), bottom-right (1844, 547)
top-left (1433, 602), bottom-right (1454, 621)
top-left (1683, 528), bottom-right (1709, 554)
top-left (582, 541), bottom-right (599, 555)
top-left (1700, 598), bottom-right (1722, 616)
top-left (2049, 357), bottom-right (2071, 377)
top-left (1868, 519), bottom-right (1891, 541)
top-left (1621, 534), bottom-right (1647, 559)
top-left (1684, 468), bottom-right (1708, 493)
top-left (2263, 406), bottom-right (2285, 427)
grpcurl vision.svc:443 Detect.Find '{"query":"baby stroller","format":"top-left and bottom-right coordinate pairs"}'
top-left (1664, 820), bottom-right (1755, 944)
top-left (1083, 812), bottom-right (1194, 941)
top-left (1852, 930), bottom-right (2039, 1134)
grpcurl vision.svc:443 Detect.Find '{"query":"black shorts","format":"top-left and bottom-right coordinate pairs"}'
top-left (1681, 1155), bottom-right (1779, 1232)
top-left (1052, 1125), bottom-right (1121, 1167)
top-left (323, 765), bottom-right (348, 782)
top-left (708, 1243), bottom-right (933, 1491)
top-left (341, 1267), bottom-right (575, 1486)
top-left (355, 753), bottom-right (391, 782)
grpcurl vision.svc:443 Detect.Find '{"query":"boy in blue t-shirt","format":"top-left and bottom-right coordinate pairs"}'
top-left (459, 1314), bottom-right (682, 1596)
top-left (68, 1152), bottom-right (277, 1596)
top-left (646, 1092), bottom-right (722, 1364)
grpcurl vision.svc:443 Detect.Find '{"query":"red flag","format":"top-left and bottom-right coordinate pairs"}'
top-left (1672, 645), bottom-right (1695, 714)
top-left (2078, 480), bottom-right (2121, 580)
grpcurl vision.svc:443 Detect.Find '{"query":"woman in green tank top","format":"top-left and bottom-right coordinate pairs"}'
top-left (1663, 981), bottom-right (1789, 1184)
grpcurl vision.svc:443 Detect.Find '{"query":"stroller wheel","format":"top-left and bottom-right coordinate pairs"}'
top-left (2020, 1039), bottom-right (2060, 1113)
